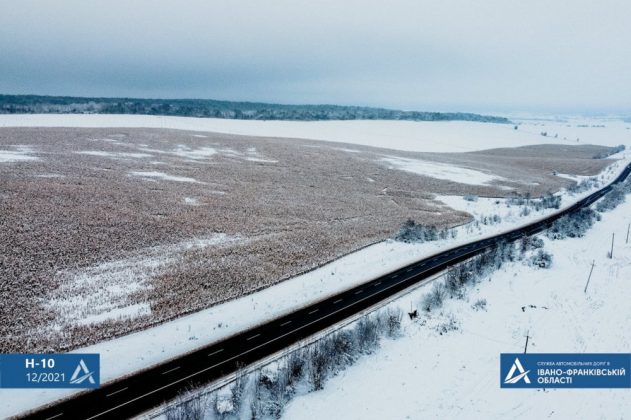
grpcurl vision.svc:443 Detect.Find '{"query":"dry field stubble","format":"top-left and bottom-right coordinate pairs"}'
top-left (0, 127), bottom-right (613, 352)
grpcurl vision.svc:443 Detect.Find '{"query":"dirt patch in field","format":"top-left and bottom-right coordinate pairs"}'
top-left (0, 127), bottom-right (613, 352)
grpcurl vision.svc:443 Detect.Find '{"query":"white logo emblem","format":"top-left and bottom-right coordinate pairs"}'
top-left (504, 357), bottom-right (531, 384)
top-left (69, 359), bottom-right (96, 385)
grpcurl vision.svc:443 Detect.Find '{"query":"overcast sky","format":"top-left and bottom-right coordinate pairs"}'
top-left (1, 0), bottom-right (630, 114)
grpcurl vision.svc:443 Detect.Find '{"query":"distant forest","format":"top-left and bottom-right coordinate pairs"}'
top-left (0, 94), bottom-right (509, 123)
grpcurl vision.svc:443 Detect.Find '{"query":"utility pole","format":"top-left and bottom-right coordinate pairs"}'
top-left (626, 223), bottom-right (630, 244)
top-left (524, 331), bottom-right (530, 354)
top-left (609, 233), bottom-right (615, 259)
top-left (584, 260), bottom-right (595, 293)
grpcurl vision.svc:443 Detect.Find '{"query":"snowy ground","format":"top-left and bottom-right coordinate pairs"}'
top-left (1, 114), bottom-right (629, 153)
top-left (282, 188), bottom-right (631, 420)
top-left (0, 115), bottom-right (629, 418)
top-left (0, 144), bottom-right (39, 163)
top-left (379, 155), bottom-right (507, 186)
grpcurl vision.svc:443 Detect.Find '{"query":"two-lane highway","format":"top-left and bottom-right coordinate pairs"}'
top-left (23, 162), bottom-right (631, 420)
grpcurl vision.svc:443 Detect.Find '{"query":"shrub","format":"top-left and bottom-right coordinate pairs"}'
top-left (393, 219), bottom-right (452, 243)
top-left (530, 250), bottom-right (553, 268)
top-left (394, 219), bottom-right (436, 243)
top-left (445, 265), bottom-right (475, 298)
top-left (596, 182), bottom-right (630, 212)
top-left (546, 208), bottom-right (599, 240)
top-left (266, 370), bottom-right (291, 418)
top-left (230, 364), bottom-right (247, 413)
top-left (520, 235), bottom-right (544, 253)
top-left (593, 144), bottom-right (625, 159)
top-left (355, 317), bottom-right (380, 353)
top-left (382, 308), bottom-right (403, 338)
top-left (436, 314), bottom-right (460, 334)
top-left (422, 282), bottom-right (447, 311)
top-left (463, 194), bottom-right (478, 202)
top-left (328, 330), bottom-right (358, 371)
top-left (472, 298), bottom-right (487, 311)
top-left (285, 351), bottom-right (306, 387)
top-left (567, 177), bottom-right (599, 194)
top-left (165, 395), bottom-right (205, 420)
top-left (537, 193), bottom-right (561, 210)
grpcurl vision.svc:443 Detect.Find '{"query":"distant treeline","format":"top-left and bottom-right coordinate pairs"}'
top-left (0, 94), bottom-right (509, 123)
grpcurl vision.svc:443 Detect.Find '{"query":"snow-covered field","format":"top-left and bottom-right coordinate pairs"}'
top-left (0, 144), bottom-right (39, 163)
top-left (1, 114), bottom-right (629, 153)
top-left (379, 155), bottom-right (507, 186)
top-left (283, 188), bottom-right (631, 420)
top-left (0, 115), bottom-right (629, 418)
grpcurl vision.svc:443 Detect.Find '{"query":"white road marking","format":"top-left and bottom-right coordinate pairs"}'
top-left (208, 349), bottom-right (224, 357)
top-left (374, 281), bottom-right (381, 287)
top-left (406, 268), bottom-right (413, 272)
top-left (45, 414), bottom-right (64, 420)
top-left (161, 366), bottom-right (180, 375)
top-left (333, 299), bottom-right (343, 304)
top-left (308, 309), bottom-right (319, 315)
top-left (106, 387), bottom-right (128, 397)
top-left (354, 289), bottom-right (363, 295)
top-left (280, 320), bottom-right (292, 326)
top-left (391, 274), bottom-right (398, 278)
top-left (246, 334), bottom-right (261, 341)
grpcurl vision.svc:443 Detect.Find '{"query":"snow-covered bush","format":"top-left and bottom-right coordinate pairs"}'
top-left (230, 365), bottom-right (247, 413)
top-left (510, 192), bottom-right (560, 211)
top-left (436, 314), bottom-right (460, 334)
top-left (535, 193), bottom-right (561, 210)
top-left (266, 369), bottom-right (291, 417)
top-left (355, 316), bottom-right (380, 353)
top-left (307, 345), bottom-right (329, 391)
top-left (394, 219), bottom-right (435, 242)
top-left (472, 298), bottom-right (487, 311)
top-left (546, 208), bottom-right (600, 240)
top-left (394, 219), bottom-right (452, 243)
top-left (327, 329), bottom-right (358, 370)
top-left (463, 194), bottom-right (478, 202)
top-left (529, 249), bottom-right (553, 269)
top-left (519, 235), bottom-right (544, 254)
top-left (567, 177), bottom-right (599, 194)
top-left (422, 282), bottom-right (447, 312)
top-left (445, 264), bottom-right (477, 298)
top-left (593, 144), bottom-right (625, 159)
top-left (596, 182), bottom-right (630, 212)
top-left (211, 393), bottom-right (234, 419)
top-left (507, 193), bottom-right (527, 206)
top-left (165, 395), bottom-right (205, 420)
top-left (382, 308), bottom-right (403, 338)
top-left (286, 351), bottom-right (306, 387)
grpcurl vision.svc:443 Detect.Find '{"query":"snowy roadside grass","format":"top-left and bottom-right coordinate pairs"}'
top-left (282, 201), bottom-right (631, 420)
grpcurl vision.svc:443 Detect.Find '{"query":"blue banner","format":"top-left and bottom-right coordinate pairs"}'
top-left (0, 354), bottom-right (100, 389)
top-left (501, 353), bottom-right (630, 388)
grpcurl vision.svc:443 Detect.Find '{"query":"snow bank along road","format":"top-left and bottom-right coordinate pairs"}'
top-left (21, 162), bottom-right (631, 420)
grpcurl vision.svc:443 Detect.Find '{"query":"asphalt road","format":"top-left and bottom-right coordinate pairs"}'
top-left (22, 162), bottom-right (631, 420)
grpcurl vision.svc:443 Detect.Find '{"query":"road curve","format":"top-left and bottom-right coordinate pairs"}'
top-left (21, 162), bottom-right (631, 420)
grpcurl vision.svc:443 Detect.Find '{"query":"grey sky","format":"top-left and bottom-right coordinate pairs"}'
top-left (1, 0), bottom-right (630, 113)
